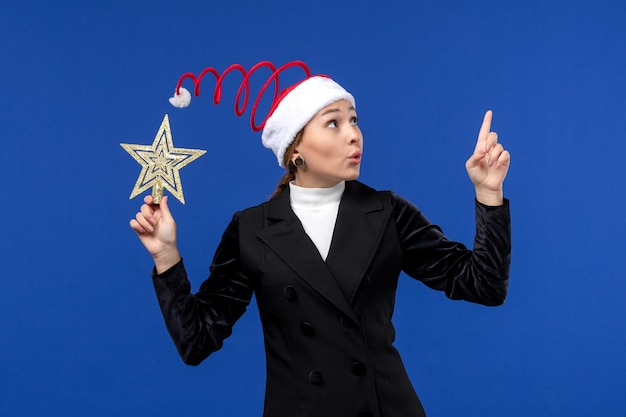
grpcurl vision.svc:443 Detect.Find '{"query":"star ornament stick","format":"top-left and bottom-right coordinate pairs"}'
top-left (121, 114), bottom-right (206, 204)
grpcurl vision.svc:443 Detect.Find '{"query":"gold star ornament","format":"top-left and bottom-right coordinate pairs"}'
top-left (121, 114), bottom-right (206, 204)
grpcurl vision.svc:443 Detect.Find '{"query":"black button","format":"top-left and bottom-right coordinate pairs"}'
top-left (352, 361), bottom-right (367, 377)
top-left (283, 285), bottom-right (297, 301)
top-left (300, 322), bottom-right (315, 336)
top-left (308, 371), bottom-right (323, 385)
top-left (359, 409), bottom-right (374, 417)
top-left (340, 315), bottom-right (354, 329)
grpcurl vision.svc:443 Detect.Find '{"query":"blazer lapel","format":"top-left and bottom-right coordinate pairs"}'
top-left (325, 181), bottom-right (389, 304)
top-left (256, 188), bottom-right (359, 322)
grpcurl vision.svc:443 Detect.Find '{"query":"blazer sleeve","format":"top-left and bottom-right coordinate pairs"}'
top-left (151, 212), bottom-right (253, 365)
top-left (391, 192), bottom-right (511, 306)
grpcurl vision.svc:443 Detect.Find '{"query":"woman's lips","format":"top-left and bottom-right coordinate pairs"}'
top-left (348, 150), bottom-right (362, 164)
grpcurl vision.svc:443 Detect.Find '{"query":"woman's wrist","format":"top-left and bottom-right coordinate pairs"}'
top-left (475, 188), bottom-right (504, 206)
top-left (153, 247), bottom-right (182, 274)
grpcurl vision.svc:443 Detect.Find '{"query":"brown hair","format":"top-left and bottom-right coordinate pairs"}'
top-left (269, 130), bottom-right (304, 199)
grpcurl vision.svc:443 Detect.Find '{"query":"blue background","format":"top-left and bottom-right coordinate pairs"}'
top-left (1, 1), bottom-right (625, 416)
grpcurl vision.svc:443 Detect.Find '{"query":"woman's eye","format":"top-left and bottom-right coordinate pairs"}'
top-left (327, 120), bottom-right (338, 128)
top-left (350, 117), bottom-right (358, 126)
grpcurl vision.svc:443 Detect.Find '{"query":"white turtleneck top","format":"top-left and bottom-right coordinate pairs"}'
top-left (289, 181), bottom-right (345, 261)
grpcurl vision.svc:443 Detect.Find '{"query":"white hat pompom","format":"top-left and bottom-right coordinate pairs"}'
top-left (169, 87), bottom-right (191, 108)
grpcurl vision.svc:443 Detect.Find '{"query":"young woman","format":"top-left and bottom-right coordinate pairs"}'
top-left (130, 69), bottom-right (511, 417)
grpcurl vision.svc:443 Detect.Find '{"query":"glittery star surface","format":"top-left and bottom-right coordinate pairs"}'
top-left (121, 114), bottom-right (206, 204)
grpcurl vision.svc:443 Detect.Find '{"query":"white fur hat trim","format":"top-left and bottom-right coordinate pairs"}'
top-left (261, 76), bottom-right (355, 168)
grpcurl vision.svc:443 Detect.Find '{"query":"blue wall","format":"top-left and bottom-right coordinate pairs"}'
top-left (1, 1), bottom-right (625, 415)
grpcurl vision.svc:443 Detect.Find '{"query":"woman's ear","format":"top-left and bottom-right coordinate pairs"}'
top-left (291, 148), bottom-right (305, 168)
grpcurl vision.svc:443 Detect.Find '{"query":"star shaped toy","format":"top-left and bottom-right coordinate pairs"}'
top-left (121, 114), bottom-right (206, 204)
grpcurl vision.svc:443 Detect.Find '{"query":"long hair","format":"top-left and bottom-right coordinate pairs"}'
top-left (270, 130), bottom-right (304, 199)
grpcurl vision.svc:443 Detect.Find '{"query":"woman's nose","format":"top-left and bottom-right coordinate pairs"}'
top-left (348, 126), bottom-right (361, 144)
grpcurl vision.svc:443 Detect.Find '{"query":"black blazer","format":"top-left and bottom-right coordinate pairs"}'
top-left (152, 180), bottom-right (511, 417)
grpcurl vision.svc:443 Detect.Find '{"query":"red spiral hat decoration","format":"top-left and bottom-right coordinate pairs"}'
top-left (170, 60), bottom-right (328, 131)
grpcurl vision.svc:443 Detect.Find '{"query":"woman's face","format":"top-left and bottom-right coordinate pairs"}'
top-left (293, 99), bottom-right (363, 188)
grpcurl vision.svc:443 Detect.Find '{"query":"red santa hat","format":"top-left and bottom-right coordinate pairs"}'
top-left (168, 61), bottom-right (355, 168)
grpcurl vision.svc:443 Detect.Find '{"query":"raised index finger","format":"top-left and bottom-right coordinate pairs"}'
top-left (475, 110), bottom-right (493, 151)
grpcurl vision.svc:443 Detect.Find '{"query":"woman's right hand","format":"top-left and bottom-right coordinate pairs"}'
top-left (129, 195), bottom-right (181, 273)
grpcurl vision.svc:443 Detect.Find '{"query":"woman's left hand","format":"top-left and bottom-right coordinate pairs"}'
top-left (465, 110), bottom-right (511, 205)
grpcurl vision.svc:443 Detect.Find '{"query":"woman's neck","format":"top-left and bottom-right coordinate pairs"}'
top-left (289, 181), bottom-right (345, 208)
